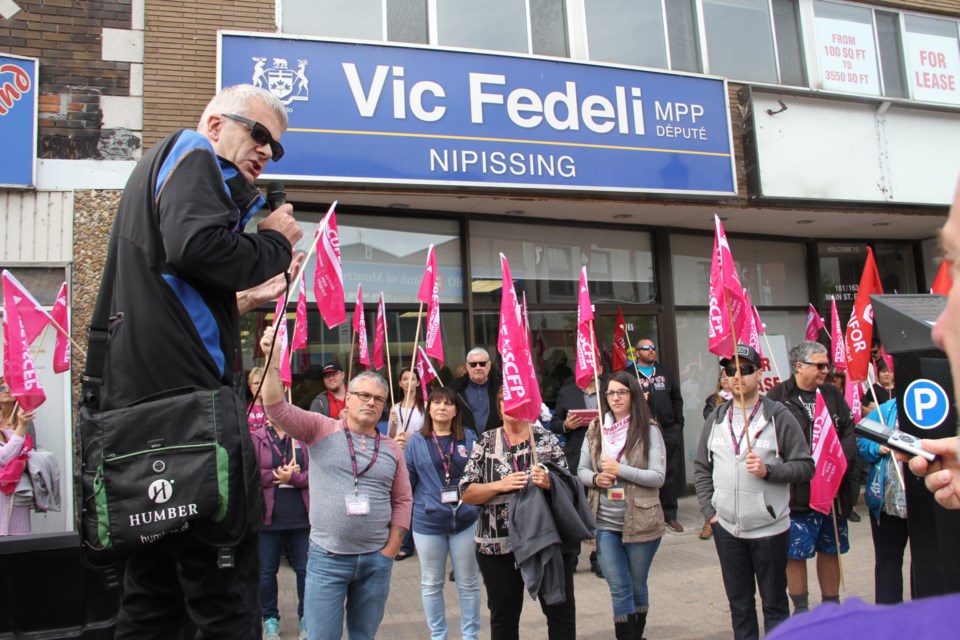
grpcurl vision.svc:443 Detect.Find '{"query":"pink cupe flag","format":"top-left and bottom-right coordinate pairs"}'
top-left (1, 270), bottom-right (53, 345)
top-left (273, 296), bottom-right (292, 387)
top-left (290, 272), bottom-right (308, 352)
top-left (845, 376), bottom-right (863, 424)
top-left (414, 346), bottom-right (440, 405)
top-left (417, 245), bottom-right (444, 367)
top-left (809, 390), bottom-right (849, 515)
top-left (353, 284), bottom-right (370, 366)
top-left (830, 299), bottom-right (847, 372)
top-left (708, 216), bottom-right (747, 358)
top-left (498, 254), bottom-right (543, 423)
top-left (805, 304), bottom-right (825, 341)
top-left (313, 204), bottom-right (346, 329)
top-left (575, 267), bottom-right (598, 391)
top-left (372, 293), bottom-right (387, 371)
top-left (2, 274), bottom-right (46, 411)
top-left (51, 282), bottom-right (70, 373)
top-left (742, 288), bottom-right (763, 358)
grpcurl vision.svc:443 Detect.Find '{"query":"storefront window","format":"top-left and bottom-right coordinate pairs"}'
top-left (671, 234), bottom-right (808, 306)
top-left (703, 0), bottom-right (778, 84)
top-left (272, 212), bottom-right (462, 305)
top-left (904, 13), bottom-right (960, 105)
top-left (819, 242), bottom-right (917, 305)
top-left (585, 0), bottom-right (667, 69)
top-left (436, 0), bottom-right (530, 54)
top-left (674, 308), bottom-right (804, 485)
top-left (813, 1), bottom-right (883, 96)
top-left (874, 243), bottom-right (918, 295)
top-left (470, 221), bottom-right (655, 305)
top-left (473, 310), bottom-right (658, 407)
top-left (283, 0), bottom-right (384, 40)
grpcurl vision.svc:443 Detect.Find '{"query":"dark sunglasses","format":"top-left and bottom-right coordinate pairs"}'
top-left (221, 113), bottom-right (284, 161)
top-left (802, 361), bottom-right (831, 372)
top-left (468, 361), bottom-right (489, 368)
top-left (723, 364), bottom-right (759, 377)
top-left (638, 345), bottom-right (656, 352)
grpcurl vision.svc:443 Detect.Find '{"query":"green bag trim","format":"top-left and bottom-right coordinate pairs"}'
top-left (93, 463), bottom-right (112, 549)
top-left (103, 442), bottom-right (217, 464)
top-left (213, 444), bottom-right (229, 522)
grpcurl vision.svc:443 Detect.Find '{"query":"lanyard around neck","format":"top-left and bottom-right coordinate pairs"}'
top-left (344, 425), bottom-right (380, 494)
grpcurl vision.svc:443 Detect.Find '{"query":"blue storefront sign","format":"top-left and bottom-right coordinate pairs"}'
top-left (219, 33), bottom-right (736, 195)
top-left (0, 54), bottom-right (38, 188)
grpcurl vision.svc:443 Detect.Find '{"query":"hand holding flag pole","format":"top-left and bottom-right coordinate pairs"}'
top-left (724, 287), bottom-right (753, 454)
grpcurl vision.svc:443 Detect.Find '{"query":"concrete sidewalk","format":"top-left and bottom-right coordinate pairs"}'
top-left (275, 495), bottom-right (902, 639)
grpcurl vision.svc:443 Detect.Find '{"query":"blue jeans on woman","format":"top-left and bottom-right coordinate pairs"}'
top-left (595, 529), bottom-right (661, 619)
top-left (303, 544), bottom-right (395, 640)
top-left (413, 527), bottom-right (481, 640)
top-left (260, 528), bottom-right (309, 621)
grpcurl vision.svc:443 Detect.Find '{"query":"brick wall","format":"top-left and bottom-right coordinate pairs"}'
top-left (142, 0), bottom-right (273, 147)
top-left (0, 0), bottom-right (136, 159)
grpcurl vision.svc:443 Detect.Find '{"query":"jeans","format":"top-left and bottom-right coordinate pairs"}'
top-left (115, 530), bottom-right (260, 639)
top-left (476, 550), bottom-right (577, 640)
top-left (260, 528), bottom-right (309, 620)
top-left (712, 524), bottom-right (790, 640)
top-left (413, 528), bottom-right (481, 640)
top-left (595, 529), bottom-right (661, 618)
top-left (303, 544), bottom-right (394, 640)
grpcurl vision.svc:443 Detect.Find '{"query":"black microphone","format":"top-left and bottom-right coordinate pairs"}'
top-left (266, 181), bottom-right (287, 211)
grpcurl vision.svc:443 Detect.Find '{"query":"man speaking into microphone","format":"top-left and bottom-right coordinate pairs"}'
top-left (97, 84), bottom-right (302, 639)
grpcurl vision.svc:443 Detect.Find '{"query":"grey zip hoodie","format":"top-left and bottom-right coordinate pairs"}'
top-left (694, 396), bottom-right (814, 539)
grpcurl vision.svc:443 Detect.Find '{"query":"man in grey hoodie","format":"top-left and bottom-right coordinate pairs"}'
top-left (694, 345), bottom-right (814, 640)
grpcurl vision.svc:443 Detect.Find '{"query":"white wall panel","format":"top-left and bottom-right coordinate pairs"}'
top-left (751, 92), bottom-right (960, 206)
top-left (0, 190), bottom-right (73, 262)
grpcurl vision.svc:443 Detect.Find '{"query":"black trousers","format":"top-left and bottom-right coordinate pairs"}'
top-left (870, 511), bottom-right (911, 604)
top-left (476, 550), bottom-right (577, 640)
top-left (659, 425), bottom-right (683, 521)
top-left (114, 530), bottom-right (260, 640)
top-left (713, 524), bottom-right (790, 640)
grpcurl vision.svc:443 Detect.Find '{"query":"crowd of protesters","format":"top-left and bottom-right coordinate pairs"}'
top-left (241, 321), bottom-right (933, 640)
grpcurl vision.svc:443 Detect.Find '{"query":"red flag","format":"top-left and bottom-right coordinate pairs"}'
top-left (352, 284), bottom-right (370, 367)
top-left (417, 245), bottom-right (443, 367)
top-left (932, 261), bottom-right (953, 295)
top-left (2, 275), bottom-right (46, 411)
top-left (830, 300), bottom-right (847, 372)
top-left (1, 270), bottom-right (53, 346)
top-left (313, 204), bottom-right (346, 329)
top-left (612, 308), bottom-right (628, 372)
top-left (372, 293), bottom-right (387, 371)
top-left (413, 346), bottom-right (439, 405)
top-left (809, 389), bottom-right (849, 515)
top-left (290, 272), bottom-right (308, 352)
top-left (708, 216), bottom-right (747, 358)
top-left (498, 254), bottom-right (543, 423)
top-left (742, 289), bottom-right (763, 358)
top-left (575, 267), bottom-right (598, 390)
top-left (844, 247), bottom-right (883, 381)
top-left (51, 282), bottom-right (70, 373)
top-left (752, 305), bottom-right (766, 335)
top-left (272, 296), bottom-right (291, 387)
top-left (805, 304), bottom-right (825, 341)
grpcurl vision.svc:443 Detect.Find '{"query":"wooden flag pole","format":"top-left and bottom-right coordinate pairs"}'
top-left (383, 309), bottom-right (395, 412)
top-left (832, 498), bottom-right (845, 590)
top-left (867, 382), bottom-right (906, 491)
top-left (761, 331), bottom-right (782, 381)
top-left (401, 302), bottom-right (425, 434)
top-left (347, 328), bottom-right (356, 383)
top-left (588, 319), bottom-right (604, 437)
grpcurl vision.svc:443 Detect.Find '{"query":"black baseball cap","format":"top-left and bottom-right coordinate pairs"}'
top-left (322, 362), bottom-right (343, 375)
top-left (719, 344), bottom-right (762, 367)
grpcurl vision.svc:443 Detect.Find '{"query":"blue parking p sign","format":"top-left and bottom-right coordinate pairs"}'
top-left (903, 379), bottom-right (950, 430)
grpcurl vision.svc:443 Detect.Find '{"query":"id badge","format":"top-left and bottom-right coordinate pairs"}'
top-left (440, 485), bottom-right (459, 504)
top-left (345, 493), bottom-right (370, 516)
top-left (606, 487), bottom-right (625, 501)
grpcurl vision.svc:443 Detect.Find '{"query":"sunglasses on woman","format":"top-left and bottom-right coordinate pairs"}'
top-left (221, 113), bottom-right (285, 161)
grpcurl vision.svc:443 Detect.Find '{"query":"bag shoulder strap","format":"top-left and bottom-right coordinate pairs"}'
top-left (81, 219), bottom-right (121, 400)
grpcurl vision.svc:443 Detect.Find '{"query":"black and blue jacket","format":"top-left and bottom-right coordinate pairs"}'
top-left (101, 130), bottom-right (292, 409)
